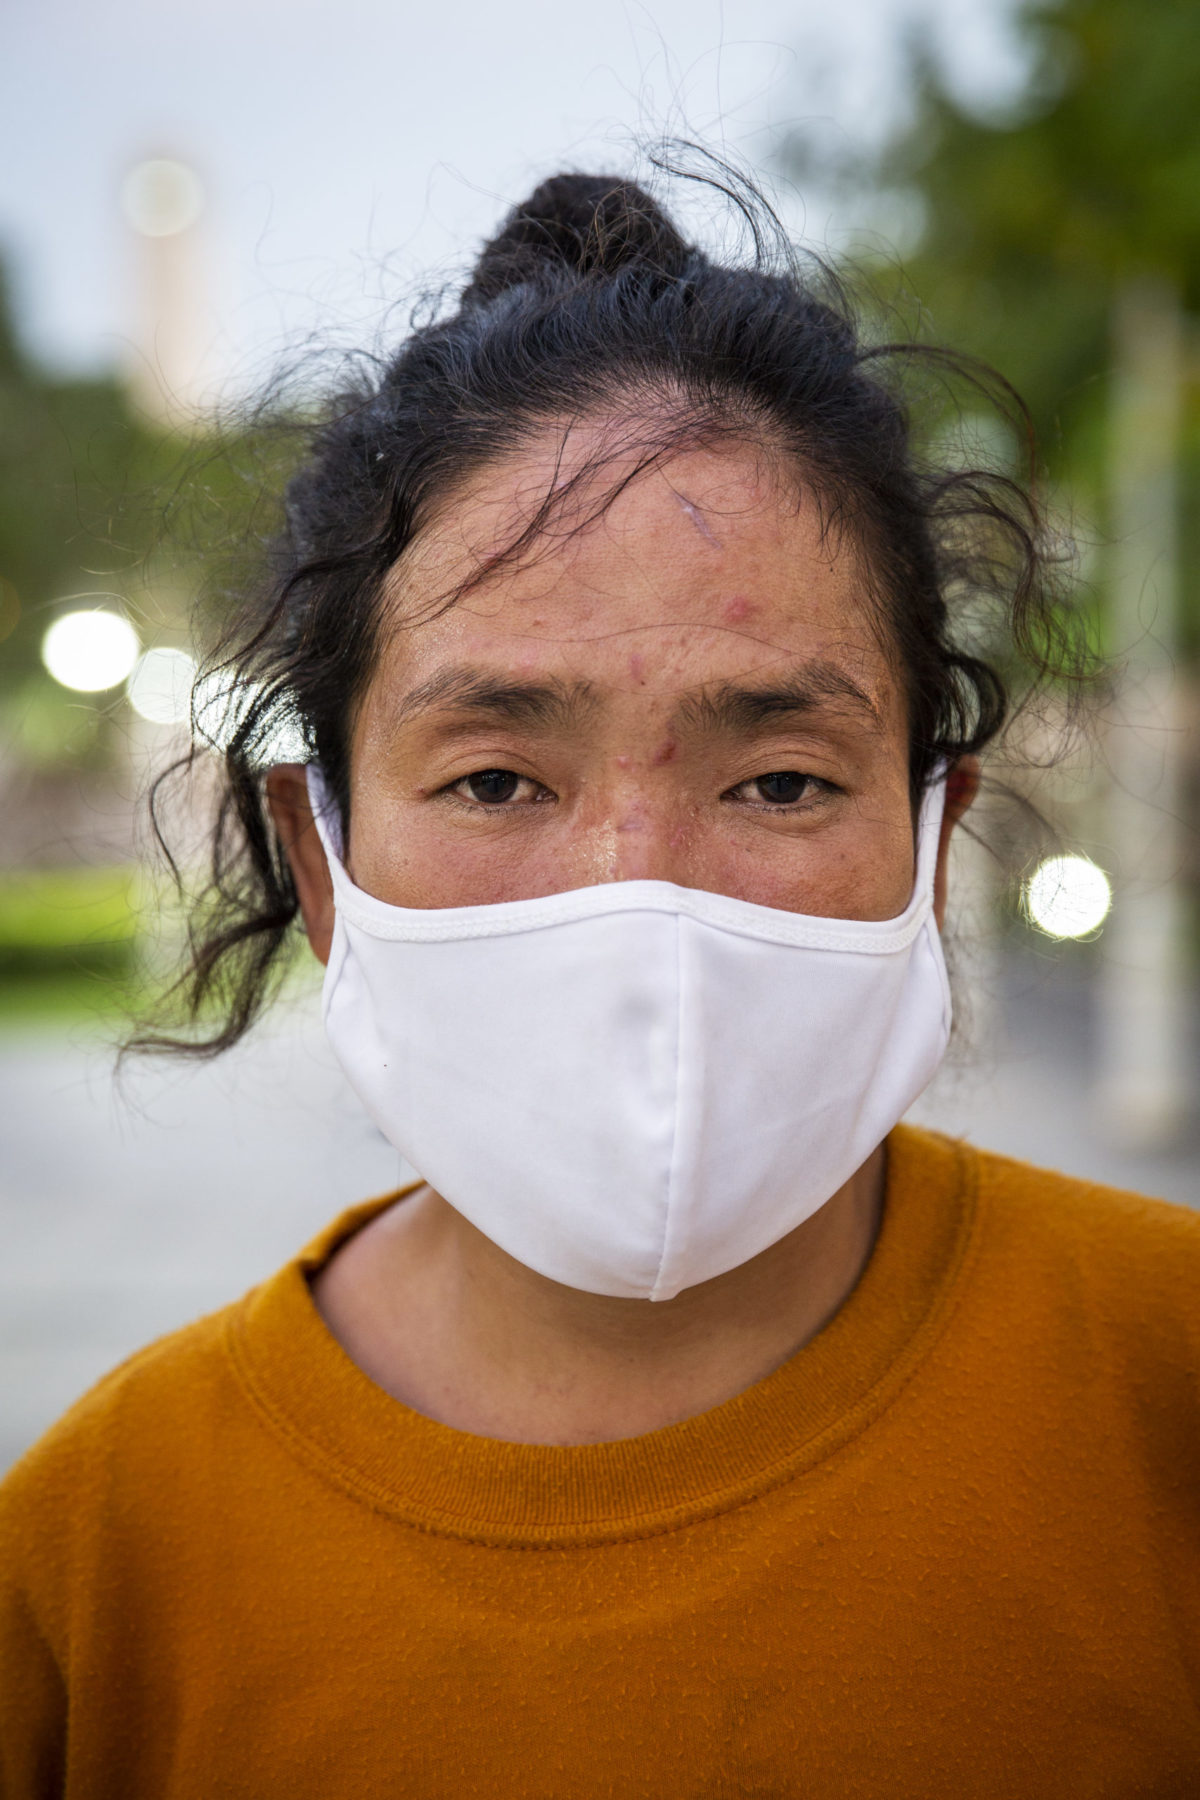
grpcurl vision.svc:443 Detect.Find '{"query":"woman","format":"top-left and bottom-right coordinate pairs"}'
top-left (2, 171), bottom-right (1198, 1798)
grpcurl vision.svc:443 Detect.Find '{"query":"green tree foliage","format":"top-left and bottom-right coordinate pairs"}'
top-left (0, 257), bottom-right (294, 765)
top-left (900, 0), bottom-right (1200, 450)
top-left (0, 259), bottom-right (171, 697)
top-left (786, 0), bottom-right (1200, 650)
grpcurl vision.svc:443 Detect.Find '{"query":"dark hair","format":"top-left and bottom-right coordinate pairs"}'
top-left (138, 158), bottom-right (1081, 1057)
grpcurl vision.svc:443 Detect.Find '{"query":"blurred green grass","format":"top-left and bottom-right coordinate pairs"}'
top-left (0, 863), bottom-right (319, 1035)
top-left (0, 865), bottom-right (145, 1029)
top-left (0, 866), bottom-right (138, 972)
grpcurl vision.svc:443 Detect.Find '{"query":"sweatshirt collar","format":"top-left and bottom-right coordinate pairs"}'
top-left (227, 1125), bottom-right (979, 1548)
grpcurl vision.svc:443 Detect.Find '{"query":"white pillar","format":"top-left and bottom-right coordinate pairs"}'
top-left (120, 157), bottom-right (208, 428)
top-left (1096, 275), bottom-right (1191, 1145)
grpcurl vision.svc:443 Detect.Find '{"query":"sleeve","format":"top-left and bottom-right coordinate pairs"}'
top-left (0, 1456), bottom-right (69, 1800)
top-left (0, 1569), bottom-right (66, 1800)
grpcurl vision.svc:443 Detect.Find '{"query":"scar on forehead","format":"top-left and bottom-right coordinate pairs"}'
top-left (674, 492), bottom-right (723, 549)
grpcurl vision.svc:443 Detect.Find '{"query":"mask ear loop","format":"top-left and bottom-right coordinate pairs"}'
top-left (913, 766), bottom-right (950, 909)
top-left (304, 762), bottom-right (347, 868)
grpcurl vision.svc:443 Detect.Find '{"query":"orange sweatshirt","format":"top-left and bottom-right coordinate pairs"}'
top-left (2, 1126), bottom-right (1199, 1798)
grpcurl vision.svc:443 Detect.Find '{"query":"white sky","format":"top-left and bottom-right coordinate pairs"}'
top-left (1, 0), bottom-right (1025, 393)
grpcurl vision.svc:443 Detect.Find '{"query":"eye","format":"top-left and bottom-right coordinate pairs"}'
top-left (465, 768), bottom-right (520, 804)
top-left (725, 771), bottom-right (828, 808)
top-left (750, 772), bottom-right (811, 805)
top-left (453, 768), bottom-right (546, 806)
top-left (722, 770), bottom-right (840, 811)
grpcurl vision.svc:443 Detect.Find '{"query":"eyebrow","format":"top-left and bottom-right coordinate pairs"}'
top-left (399, 666), bottom-right (600, 731)
top-left (676, 664), bottom-right (882, 734)
top-left (397, 658), bottom-right (880, 741)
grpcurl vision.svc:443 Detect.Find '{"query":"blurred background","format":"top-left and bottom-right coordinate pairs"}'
top-left (1, 0), bottom-right (1198, 1470)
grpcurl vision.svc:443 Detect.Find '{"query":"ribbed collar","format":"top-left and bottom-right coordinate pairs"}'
top-left (227, 1125), bottom-right (979, 1547)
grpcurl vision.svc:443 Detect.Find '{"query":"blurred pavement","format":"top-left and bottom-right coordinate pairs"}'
top-left (0, 989), bottom-right (406, 1474)
top-left (2, 947), bottom-right (1198, 1474)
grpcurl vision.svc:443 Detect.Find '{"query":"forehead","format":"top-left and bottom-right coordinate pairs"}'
top-left (375, 431), bottom-right (897, 709)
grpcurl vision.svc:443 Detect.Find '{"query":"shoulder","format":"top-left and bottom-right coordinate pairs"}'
top-left (0, 1189), bottom-right (404, 1550)
top-left (917, 1129), bottom-right (1200, 1396)
top-left (0, 1190), bottom-right (404, 1597)
top-left (0, 1300), bottom-right (241, 1545)
top-left (888, 1128), bottom-right (1200, 1499)
top-left (0, 1296), bottom-right (255, 1691)
top-left (964, 1133), bottom-right (1200, 1276)
top-left (894, 1121), bottom-right (1200, 1268)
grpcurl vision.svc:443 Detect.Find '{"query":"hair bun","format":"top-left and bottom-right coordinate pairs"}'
top-left (463, 174), bottom-right (690, 307)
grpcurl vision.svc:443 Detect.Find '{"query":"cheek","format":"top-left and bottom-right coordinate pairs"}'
top-left (349, 787), bottom-right (919, 916)
top-left (352, 817), bottom-right (544, 909)
top-left (691, 809), bottom-right (916, 921)
top-left (819, 836), bottom-right (915, 920)
top-left (349, 780), bottom-right (599, 909)
top-left (826, 795), bottom-right (918, 918)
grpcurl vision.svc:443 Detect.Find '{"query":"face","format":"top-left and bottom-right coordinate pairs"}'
top-left (271, 431), bottom-right (974, 952)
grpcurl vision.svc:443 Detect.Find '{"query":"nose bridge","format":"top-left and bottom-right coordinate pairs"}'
top-left (597, 784), bottom-right (692, 885)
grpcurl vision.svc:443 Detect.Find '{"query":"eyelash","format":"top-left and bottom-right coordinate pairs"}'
top-left (444, 769), bottom-right (837, 811)
top-left (446, 770), bottom-right (551, 808)
top-left (725, 773), bottom-right (836, 810)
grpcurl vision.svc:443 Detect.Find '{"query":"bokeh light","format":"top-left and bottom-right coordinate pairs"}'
top-left (126, 647), bottom-right (197, 725)
top-left (1025, 854), bottom-right (1113, 940)
top-left (42, 610), bottom-right (141, 693)
top-left (120, 159), bottom-right (204, 238)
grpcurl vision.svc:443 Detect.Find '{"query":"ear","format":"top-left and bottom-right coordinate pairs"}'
top-left (266, 764), bottom-right (336, 966)
top-left (933, 756), bottom-right (981, 932)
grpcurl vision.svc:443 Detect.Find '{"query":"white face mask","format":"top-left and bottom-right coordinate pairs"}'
top-left (306, 767), bottom-right (951, 1301)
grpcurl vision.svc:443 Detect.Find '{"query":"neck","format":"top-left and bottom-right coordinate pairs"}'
top-left (312, 1147), bottom-right (887, 1445)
